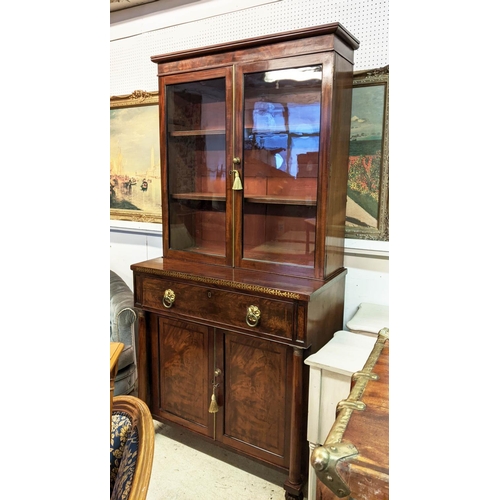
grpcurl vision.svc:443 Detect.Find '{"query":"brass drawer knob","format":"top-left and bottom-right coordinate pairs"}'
top-left (162, 289), bottom-right (176, 309)
top-left (246, 305), bottom-right (261, 327)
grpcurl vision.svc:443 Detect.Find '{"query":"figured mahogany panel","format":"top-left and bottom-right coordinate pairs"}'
top-left (134, 23), bottom-right (358, 500)
top-left (157, 317), bottom-right (212, 436)
top-left (141, 276), bottom-right (295, 340)
top-left (220, 331), bottom-right (290, 466)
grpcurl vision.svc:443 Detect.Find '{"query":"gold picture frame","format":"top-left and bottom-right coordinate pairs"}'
top-left (346, 66), bottom-right (389, 241)
top-left (111, 0), bottom-right (159, 12)
top-left (110, 90), bottom-right (162, 223)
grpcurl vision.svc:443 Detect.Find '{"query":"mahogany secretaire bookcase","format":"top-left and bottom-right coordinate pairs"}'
top-left (131, 23), bottom-right (359, 499)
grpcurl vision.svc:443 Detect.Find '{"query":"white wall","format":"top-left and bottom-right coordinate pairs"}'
top-left (110, 0), bottom-right (389, 328)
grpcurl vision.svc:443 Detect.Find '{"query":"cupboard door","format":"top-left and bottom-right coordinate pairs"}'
top-left (163, 68), bottom-right (233, 265)
top-left (157, 317), bottom-right (214, 437)
top-left (217, 330), bottom-right (291, 468)
top-left (234, 54), bottom-right (333, 274)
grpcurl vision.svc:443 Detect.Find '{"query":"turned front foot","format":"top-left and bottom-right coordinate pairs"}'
top-left (284, 479), bottom-right (304, 500)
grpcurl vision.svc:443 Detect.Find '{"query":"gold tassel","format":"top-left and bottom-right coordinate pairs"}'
top-left (232, 170), bottom-right (243, 190)
top-left (209, 393), bottom-right (219, 413)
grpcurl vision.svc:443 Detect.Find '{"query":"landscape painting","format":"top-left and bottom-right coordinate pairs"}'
top-left (110, 91), bottom-right (162, 223)
top-left (346, 66), bottom-right (389, 241)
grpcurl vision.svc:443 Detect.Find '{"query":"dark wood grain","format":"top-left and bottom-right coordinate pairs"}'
top-left (154, 28), bottom-right (355, 280)
top-left (156, 317), bottom-right (213, 437)
top-left (133, 23), bottom-right (358, 500)
top-left (141, 275), bottom-right (295, 340)
top-left (221, 332), bottom-right (288, 463)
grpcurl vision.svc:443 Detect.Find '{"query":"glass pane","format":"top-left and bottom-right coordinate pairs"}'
top-left (166, 78), bottom-right (226, 256)
top-left (242, 66), bottom-right (322, 267)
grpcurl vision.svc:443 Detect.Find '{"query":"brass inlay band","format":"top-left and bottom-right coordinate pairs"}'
top-left (311, 328), bottom-right (389, 498)
top-left (137, 267), bottom-right (301, 299)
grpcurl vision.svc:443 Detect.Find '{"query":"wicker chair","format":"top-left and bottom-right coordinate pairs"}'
top-left (110, 395), bottom-right (155, 500)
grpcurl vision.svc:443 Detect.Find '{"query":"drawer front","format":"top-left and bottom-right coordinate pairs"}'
top-left (141, 277), bottom-right (294, 339)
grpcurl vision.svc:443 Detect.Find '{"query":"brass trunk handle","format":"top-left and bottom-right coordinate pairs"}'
top-left (162, 289), bottom-right (176, 308)
top-left (246, 305), bottom-right (261, 327)
top-left (311, 329), bottom-right (389, 498)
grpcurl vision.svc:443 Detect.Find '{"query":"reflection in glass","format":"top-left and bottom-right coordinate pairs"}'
top-left (242, 65), bottom-right (322, 267)
top-left (166, 78), bottom-right (226, 255)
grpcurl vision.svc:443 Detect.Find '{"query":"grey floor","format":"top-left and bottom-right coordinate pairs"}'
top-left (146, 419), bottom-right (302, 500)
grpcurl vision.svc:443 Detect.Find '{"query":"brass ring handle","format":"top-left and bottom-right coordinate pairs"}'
top-left (246, 305), bottom-right (261, 327)
top-left (162, 289), bottom-right (176, 309)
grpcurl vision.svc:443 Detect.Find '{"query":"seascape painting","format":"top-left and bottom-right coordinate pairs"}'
top-left (110, 99), bottom-right (162, 223)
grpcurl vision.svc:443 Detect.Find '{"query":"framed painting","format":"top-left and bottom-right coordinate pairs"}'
top-left (346, 66), bottom-right (389, 241)
top-left (110, 90), bottom-right (162, 223)
top-left (111, 0), bottom-right (159, 12)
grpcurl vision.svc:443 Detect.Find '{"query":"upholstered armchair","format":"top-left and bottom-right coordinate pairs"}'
top-left (110, 271), bottom-right (138, 395)
top-left (110, 395), bottom-right (155, 500)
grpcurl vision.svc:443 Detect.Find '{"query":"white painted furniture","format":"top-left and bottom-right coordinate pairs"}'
top-left (304, 331), bottom-right (376, 500)
top-left (346, 302), bottom-right (389, 337)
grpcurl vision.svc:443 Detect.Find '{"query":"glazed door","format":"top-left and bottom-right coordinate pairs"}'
top-left (162, 67), bottom-right (233, 266)
top-left (215, 329), bottom-right (292, 468)
top-left (155, 316), bottom-right (215, 438)
top-left (233, 53), bottom-right (333, 277)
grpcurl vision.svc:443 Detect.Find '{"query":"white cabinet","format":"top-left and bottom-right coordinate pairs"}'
top-left (304, 331), bottom-right (376, 500)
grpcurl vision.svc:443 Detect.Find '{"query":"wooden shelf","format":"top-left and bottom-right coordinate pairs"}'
top-left (245, 126), bottom-right (320, 136)
top-left (171, 192), bottom-right (226, 201)
top-left (245, 195), bottom-right (317, 206)
top-left (170, 129), bottom-right (225, 137)
top-left (171, 193), bottom-right (316, 206)
top-left (170, 127), bottom-right (319, 137)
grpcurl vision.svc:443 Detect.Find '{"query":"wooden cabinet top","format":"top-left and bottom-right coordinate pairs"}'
top-left (151, 23), bottom-right (359, 66)
top-left (131, 257), bottom-right (347, 301)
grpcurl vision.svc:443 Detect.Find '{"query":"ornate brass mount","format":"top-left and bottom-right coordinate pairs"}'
top-left (311, 328), bottom-right (389, 497)
top-left (246, 305), bottom-right (261, 327)
top-left (162, 289), bottom-right (176, 308)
